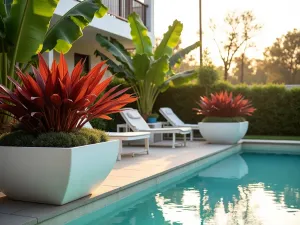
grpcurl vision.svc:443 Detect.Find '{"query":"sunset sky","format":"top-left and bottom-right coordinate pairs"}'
top-left (154, 0), bottom-right (300, 66)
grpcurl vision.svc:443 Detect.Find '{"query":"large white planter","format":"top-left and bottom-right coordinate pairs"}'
top-left (198, 121), bottom-right (249, 144)
top-left (0, 140), bottom-right (119, 205)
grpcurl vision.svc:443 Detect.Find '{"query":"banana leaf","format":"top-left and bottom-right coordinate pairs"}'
top-left (145, 55), bottom-right (169, 86)
top-left (154, 20), bottom-right (183, 59)
top-left (42, 0), bottom-right (108, 53)
top-left (169, 41), bottom-right (201, 67)
top-left (128, 12), bottom-right (152, 56)
top-left (95, 33), bottom-right (134, 72)
top-left (5, 0), bottom-right (59, 62)
top-left (132, 54), bottom-right (150, 80)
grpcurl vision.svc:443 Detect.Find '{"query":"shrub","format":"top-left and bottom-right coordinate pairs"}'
top-left (0, 128), bottom-right (108, 147)
top-left (153, 83), bottom-right (300, 136)
top-left (0, 53), bottom-right (137, 133)
top-left (198, 66), bottom-right (219, 94)
top-left (193, 91), bottom-right (256, 121)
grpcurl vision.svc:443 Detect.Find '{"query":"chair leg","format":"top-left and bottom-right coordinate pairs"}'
top-left (172, 133), bottom-right (176, 148)
top-left (145, 138), bottom-right (150, 155)
top-left (117, 140), bottom-right (122, 161)
top-left (190, 130), bottom-right (193, 141)
top-left (184, 134), bottom-right (187, 147)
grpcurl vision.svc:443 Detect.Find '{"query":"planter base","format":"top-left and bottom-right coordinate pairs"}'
top-left (198, 122), bottom-right (248, 144)
top-left (0, 140), bottom-right (119, 205)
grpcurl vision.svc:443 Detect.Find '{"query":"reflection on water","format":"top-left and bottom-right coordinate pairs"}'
top-left (71, 154), bottom-right (300, 225)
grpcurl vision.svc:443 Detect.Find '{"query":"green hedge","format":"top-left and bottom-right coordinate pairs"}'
top-left (92, 79), bottom-right (300, 136)
top-left (154, 82), bottom-right (300, 136)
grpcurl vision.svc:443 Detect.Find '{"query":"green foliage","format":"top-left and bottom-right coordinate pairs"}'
top-left (0, 128), bottom-right (108, 147)
top-left (148, 113), bottom-right (159, 118)
top-left (153, 82), bottom-right (300, 136)
top-left (95, 13), bottom-right (200, 116)
top-left (90, 118), bottom-right (107, 130)
top-left (202, 117), bottom-right (246, 122)
top-left (1, 0), bottom-right (107, 89)
top-left (0, 131), bottom-right (35, 147)
top-left (198, 66), bottom-right (219, 94)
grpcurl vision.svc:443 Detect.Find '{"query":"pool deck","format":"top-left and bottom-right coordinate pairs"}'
top-left (1, 139), bottom-right (300, 225)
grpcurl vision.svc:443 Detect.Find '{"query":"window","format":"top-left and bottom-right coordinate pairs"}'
top-left (74, 53), bottom-right (90, 73)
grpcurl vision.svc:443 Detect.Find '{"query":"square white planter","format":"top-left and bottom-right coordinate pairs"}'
top-left (0, 140), bottom-right (119, 205)
top-left (198, 121), bottom-right (249, 144)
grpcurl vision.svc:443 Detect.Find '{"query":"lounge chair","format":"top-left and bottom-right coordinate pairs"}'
top-left (159, 107), bottom-right (198, 141)
top-left (120, 108), bottom-right (191, 148)
top-left (83, 122), bottom-right (150, 160)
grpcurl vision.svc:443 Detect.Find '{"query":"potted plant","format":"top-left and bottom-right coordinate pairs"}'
top-left (0, 54), bottom-right (136, 205)
top-left (193, 91), bottom-right (255, 144)
top-left (147, 113), bottom-right (159, 123)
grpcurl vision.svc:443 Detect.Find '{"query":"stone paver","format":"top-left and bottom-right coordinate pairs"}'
top-left (0, 213), bottom-right (37, 225)
top-left (0, 141), bottom-right (233, 225)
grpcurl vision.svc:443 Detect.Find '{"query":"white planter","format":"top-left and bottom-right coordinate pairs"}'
top-left (198, 121), bottom-right (249, 144)
top-left (0, 140), bottom-right (119, 205)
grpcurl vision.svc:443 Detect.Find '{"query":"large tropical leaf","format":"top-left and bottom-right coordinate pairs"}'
top-left (94, 50), bottom-right (133, 80)
top-left (169, 41), bottom-right (201, 67)
top-left (95, 33), bottom-right (134, 72)
top-left (154, 20), bottom-right (183, 60)
top-left (42, 0), bottom-right (108, 53)
top-left (145, 55), bottom-right (169, 86)
top-left (132, 54), bottom-right (150, 80)
top-left (128, 12), bottom-right (152, 56)
top-left (163, 70), bottom-right (198, 87)
top-left (5, 0), bottom-right (59, 62)
top-left (0, 0), bottom-right (13, 18)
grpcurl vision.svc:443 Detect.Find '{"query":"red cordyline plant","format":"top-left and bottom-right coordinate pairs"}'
top-left (193, 91), bottom-right (256, 117)
top-left (0, 53), bottom-right (137, 133)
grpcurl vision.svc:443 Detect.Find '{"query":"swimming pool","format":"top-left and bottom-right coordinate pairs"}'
top-left (69, 153), bottom-right (300, 225)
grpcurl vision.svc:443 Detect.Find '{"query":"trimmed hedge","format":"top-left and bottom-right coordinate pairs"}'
top-left (0, 128), bottom-right (108, 147)
top-left (154, 82), bottom-right (300, 136)
top-left (87, 79), bottom-right (300, 136)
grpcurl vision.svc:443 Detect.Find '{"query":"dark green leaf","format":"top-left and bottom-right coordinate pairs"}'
top-left (95, 33), bottom-right (134, 72)
top-left (42, 0), bottom-right (108, 53)
top-left (169, 41), bottom-right (201, 67)
top-left (132, 54), bottom-right (150, 80)
top-left (146, 55), bottom-right (169, 86)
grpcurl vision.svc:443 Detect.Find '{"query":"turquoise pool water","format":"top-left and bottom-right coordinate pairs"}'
top-left (70, 153), bottom-right (300, 225)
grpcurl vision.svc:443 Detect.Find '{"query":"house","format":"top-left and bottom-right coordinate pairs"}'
top-left (43, 0), bottom-right (155, 73)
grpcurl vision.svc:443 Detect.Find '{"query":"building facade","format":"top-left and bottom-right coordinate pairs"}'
top-left (44, 0), bottom-right (155, 72)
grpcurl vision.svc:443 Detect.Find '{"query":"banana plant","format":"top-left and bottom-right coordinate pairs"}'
top-left (95, 12), bottom-right (200, 117)
top-left (0, 0), bottom-right (107, 90)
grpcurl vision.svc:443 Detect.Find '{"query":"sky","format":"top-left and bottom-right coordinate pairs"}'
top-left (154, 0), bottom-right (300, 66)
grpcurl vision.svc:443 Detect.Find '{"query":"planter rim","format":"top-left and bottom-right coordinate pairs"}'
top-left (0, 139), bottom-right (119, 149)
top-left (198, 121), bottom-right (248, 124)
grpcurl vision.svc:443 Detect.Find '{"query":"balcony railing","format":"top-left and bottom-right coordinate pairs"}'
top-left (88, 0), bottom-right (147, 25)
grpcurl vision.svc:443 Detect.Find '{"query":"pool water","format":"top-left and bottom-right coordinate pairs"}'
top-left (70, 153), bottom-right (300, 225)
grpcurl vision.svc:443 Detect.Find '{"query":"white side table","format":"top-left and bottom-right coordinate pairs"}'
top-left (147, 122), bottom-right (163, 143)
top-left (117, 123), bottom-right (130, 132)
top-left (108, 132), bottom-right (150, 160)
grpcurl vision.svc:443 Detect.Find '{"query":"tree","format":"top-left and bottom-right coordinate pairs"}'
top-left (232, 57), bottom-right (267, 84)
top-left (232, 56), bottom-right (254, 84)
top-left (95, 13), bottom-right (200, 117)
top-left (210, 11), bottom-right (261, 80)
top-left (264, 29), bottom-right (300, 84)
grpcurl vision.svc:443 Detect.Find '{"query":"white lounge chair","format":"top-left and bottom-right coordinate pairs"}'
top-left (159, 107), bottom-right (198, 141)
top-left (120, 108), bottom-right (191, 148)
top-left (83, 122), bottom-right (150, 160)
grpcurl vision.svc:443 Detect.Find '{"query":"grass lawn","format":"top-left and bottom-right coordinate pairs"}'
top-left (244, 135), bottom-right (300, 141)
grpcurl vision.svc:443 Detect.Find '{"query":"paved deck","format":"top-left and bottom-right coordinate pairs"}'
top-left (0, 141), bottom-right (238, 225)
